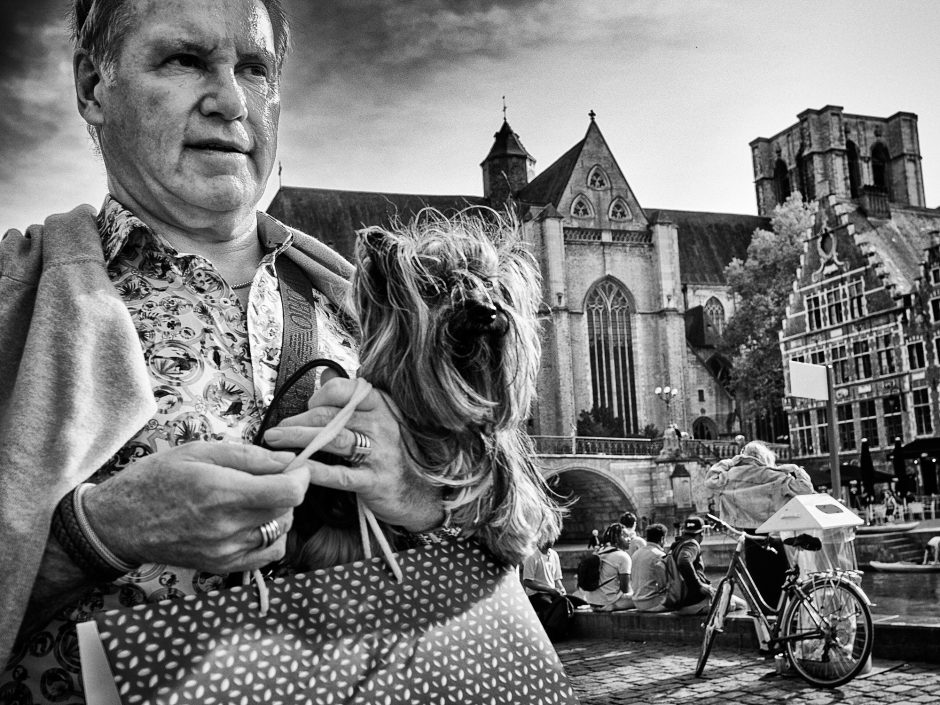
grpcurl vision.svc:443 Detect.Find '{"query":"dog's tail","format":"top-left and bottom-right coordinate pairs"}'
top-left (448, 429), bottom-right (566, 566)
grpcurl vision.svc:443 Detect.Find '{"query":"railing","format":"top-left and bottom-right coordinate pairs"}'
top-left (531, 435), bottom-right (792, 461)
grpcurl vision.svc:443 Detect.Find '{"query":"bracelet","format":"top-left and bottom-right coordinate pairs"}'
top-left (51, 484), bottom-right (138, 581)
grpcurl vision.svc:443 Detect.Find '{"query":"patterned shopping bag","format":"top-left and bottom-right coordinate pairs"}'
top-left (83, 537), bottom-right (578, 704)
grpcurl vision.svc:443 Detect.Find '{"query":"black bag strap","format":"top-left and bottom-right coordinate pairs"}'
top-left (252, 255), bottom-right (349, 443)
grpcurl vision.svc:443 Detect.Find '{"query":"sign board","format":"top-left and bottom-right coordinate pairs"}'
top-left (789, 360), bottom-right (829, 401)
top-left (756, 493), bottom-right (863, 533)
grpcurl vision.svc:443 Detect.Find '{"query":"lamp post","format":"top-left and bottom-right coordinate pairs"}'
top-left (653, 385), bottom-right (679, 426)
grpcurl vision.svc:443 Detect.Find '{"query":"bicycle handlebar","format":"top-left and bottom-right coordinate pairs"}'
top-left (704, 514), bottom-right (777, 553)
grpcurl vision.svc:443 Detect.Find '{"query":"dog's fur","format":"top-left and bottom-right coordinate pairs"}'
top-left (289, 210), bottom-right (563, 570)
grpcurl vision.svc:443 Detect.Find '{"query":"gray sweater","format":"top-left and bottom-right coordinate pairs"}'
top-left (0, 205), bottom-right (353, 667)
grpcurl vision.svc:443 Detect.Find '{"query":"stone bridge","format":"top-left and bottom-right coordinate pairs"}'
top-left (532, 436), bottom-right (791, 544)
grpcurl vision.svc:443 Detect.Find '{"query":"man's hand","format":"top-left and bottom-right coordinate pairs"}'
top-left (83, 442), bottom-right (306, 573)
top-left (263, 376), bottom-right (445, 533)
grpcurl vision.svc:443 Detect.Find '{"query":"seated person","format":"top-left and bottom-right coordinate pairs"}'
top-left (924, 535), bottom-right (940, 566)
top-left (630, 523), bottom-right (669, 612)
top-left (618, 511), bottom-right (647, 556)
top-left (576, 523), bottom-right (635, 612)
top-left (668, 516), bottom-right (746, 616)
top-left (521, 540), bottom-right (566, 613)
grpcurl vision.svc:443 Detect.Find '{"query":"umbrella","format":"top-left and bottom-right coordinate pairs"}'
top-left (921, 454), bottom-right (939, 495)
top-left (891, 437), bottom-right (909, 495)
top-left (859, 438), bottom-right (876, 497)
top-left (807, 463), bottom-right (893, 488)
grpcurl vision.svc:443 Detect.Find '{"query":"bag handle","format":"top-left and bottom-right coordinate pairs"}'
top-left (248, 377), bottom-right (404, 615)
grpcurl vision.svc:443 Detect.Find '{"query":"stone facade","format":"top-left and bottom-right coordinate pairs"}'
top-left (767, 108), bottom-right (940, 490)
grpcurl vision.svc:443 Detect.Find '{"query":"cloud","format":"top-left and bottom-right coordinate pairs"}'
top-left (0, 1), bottom-right (76, 178)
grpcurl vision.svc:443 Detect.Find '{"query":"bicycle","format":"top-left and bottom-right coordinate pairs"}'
top-left (694, 514), bottom-right (874, 688)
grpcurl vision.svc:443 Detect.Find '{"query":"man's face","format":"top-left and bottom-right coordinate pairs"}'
top-left (92, 0), bottom-right (280, 232)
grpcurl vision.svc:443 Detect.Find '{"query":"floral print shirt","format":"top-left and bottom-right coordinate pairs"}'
top-left (2, 197), bottom-right (357, 705)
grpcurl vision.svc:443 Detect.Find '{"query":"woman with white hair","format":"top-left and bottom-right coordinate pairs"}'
top-left (704, 440), bottom-right (813, 606)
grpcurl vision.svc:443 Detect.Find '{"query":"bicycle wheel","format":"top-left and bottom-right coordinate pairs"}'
top-left (695, 578), bottom-right (733, 677)
top-left (780, 575), bottom-right (873, 688)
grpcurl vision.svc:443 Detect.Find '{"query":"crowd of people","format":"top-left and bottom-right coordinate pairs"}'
top-left (523, 439), bottom-right (816, 637)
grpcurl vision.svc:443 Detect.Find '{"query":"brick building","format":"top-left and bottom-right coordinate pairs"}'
top-left (762, 107), bottom-right (940, 490)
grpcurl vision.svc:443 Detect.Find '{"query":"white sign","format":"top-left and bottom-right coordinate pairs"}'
top-left (789, 360), bottom-right (829, 401)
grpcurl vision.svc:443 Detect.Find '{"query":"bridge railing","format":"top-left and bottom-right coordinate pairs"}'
top-left (530, 436), bottom-right (791, 461)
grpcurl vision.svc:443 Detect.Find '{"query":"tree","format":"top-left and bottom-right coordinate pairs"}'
top-left (719, 193), bottom-right (816, 441)
top-left (577, 405), bottom-right (627, 437)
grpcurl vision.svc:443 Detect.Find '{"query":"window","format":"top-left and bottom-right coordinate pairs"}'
top-left (586, 279), bottom-right (637, 435)
top-left (588, 166), bottom-right (608, 189)
top-left (848, 281), bottom-right (865, 320)
top-left (908, 341), bottom-right (926, 370)
top-left (806, 294), bottom-right (823, 330)
top-left (852, 340), bottom-right (872, 380)
top-left (609, 198), bottom-right (631, 221)
top-left (913, 388), bottom-right (933, 436)
top-left (774, 158), bottom-right (791, 203)
top-left (877, 334), bottom-right (896, 375)
top-left (871, 142), bottom-right (890, 194)
top-left (571, 196), bottom-right (592, 218)
top-left (805, 279), bottom-right (864, 330)
top-left (883, 395), bottom-right (903, 443)
top-left (810, 350), bottom-right (826, 365)
top-left (932, 299), bottom-right (940, 323)
top-left (816, 408), bottom-right (830, 454)
top-left (792, 410), bottom-right (814, 455)
top-left (704, 297), bottom-right (725, 337)
top-left (698, 389), bottom-right (705, 402)
top-left (846, 140), bottom-right (861, 198)
top-left (832, 345), bottom-right (850, 384)
top-left (837, 403), bottom-right (856, 451)
top-left (931, 265), bottom-right (940, 285)
top-left (859, 399), bottom-right (879, 447)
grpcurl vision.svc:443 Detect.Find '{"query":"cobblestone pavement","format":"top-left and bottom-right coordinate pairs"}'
top-left (556, 638), bottom-right (940, 705)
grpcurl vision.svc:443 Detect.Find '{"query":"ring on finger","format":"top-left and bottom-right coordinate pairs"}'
top-left (257, 519), bottom-right (282, 550)
top-left (349, 430), bottom-right (372, 467)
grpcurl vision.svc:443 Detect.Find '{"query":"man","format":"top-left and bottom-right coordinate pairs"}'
top-left (0, 0), bottom-right (444, 697)
top-left (521, 540), bottom-right (566, 608)
top-left (618, 511), bottom-right (647, 556)
top-left (669, 516), bottom-right (746, 616)
top-left (630, 523), bottom-right (669, 612)
top-left (704, 440), bottom-right (812, 607)
top-left (925, 535), bottom-right (940, 566)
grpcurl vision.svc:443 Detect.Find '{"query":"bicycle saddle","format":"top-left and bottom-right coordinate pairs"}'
top-left (782, 533), bottom-right (822, 551)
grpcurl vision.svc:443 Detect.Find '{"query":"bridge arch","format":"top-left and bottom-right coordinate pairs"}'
top-left (544, 466), bottom-right (638, 545)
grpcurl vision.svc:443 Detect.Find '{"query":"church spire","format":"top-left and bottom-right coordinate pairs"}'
top-left (480, 107), bottom-right (535, 209)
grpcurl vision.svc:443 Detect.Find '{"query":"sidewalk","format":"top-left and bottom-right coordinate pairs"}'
top-left (556, 638), bottom-right (940, 705)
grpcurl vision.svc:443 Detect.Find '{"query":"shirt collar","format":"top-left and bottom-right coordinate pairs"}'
top-left (96, 195), bottom-right (293, 265)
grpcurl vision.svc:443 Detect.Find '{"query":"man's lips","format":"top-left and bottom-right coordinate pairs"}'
top-left (187, 140), bottom-right (250, 154)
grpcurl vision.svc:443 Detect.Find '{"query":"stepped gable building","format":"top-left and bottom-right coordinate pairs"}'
top-left (268, 113), bottom-right (769, 443)
top-left (766, 106), bottom-right (940, 487)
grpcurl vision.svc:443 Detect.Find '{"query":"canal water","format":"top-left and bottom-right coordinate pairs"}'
top-left (860, 570), bottom-right (940, 622)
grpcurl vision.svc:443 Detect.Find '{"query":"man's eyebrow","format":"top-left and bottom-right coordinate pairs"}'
top-left (152, 38), bottom-right (217, 56)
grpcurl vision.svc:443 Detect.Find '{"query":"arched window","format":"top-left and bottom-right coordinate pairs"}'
top-left (585, 279), bottom-right (638, 436)
top-left (571, 195), bottom-right (593, 218)
top-left (692, 416), bottom-right (718, 440)
top-left (796, 148), bottom-right (814, 201)
top-left (704, 296), bottom-right (725, 337)
top-left (846, 140), bottom-right (861, 198)
top-left (587, 166), bottom-right (608, 189)
top-left (609, 198), bottom-right (631, 221)
top-left (871, 142), bottom-right (890, 195)
top-left (773, 158), bottom-right (791, 204)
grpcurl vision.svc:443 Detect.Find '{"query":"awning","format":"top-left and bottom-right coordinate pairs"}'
top-left (804, 461), bottom-right (894, 487)
top-left (898, 438), bottom-right (940, 460)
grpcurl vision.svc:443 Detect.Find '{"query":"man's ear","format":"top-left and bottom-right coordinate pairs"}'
top-left (74, 50), bottom-right (106, 127)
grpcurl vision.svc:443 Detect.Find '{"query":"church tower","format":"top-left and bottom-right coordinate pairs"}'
top-left (480, 118), bottom-right (535, 211)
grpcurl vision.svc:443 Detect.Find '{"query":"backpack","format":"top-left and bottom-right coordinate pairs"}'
top-left (663, 540), bottom-right (691, 608)
top-left (576, 549), bottom-right (618, 591)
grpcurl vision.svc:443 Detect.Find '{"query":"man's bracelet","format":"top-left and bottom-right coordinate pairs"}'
top-left (51, 483), bottom-right (139, 581)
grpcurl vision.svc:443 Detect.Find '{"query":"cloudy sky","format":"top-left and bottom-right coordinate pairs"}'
top-left (2, 0), bottom-right (939, 232)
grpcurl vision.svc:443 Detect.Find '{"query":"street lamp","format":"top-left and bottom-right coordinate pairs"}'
top-left (653, 385), bottom-right (679, 424)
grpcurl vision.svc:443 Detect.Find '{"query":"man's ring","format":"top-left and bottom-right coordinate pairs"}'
top-left (349, 430), bottom-right (372, 466)
top-left (258, 519), bottom-right (281, 549)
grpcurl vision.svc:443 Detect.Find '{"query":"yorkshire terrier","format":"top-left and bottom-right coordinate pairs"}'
top-left (285, 209), bottom-right (563, 570)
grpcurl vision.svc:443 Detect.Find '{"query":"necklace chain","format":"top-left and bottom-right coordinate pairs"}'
top-left (231, 279), bottom-right (253, 290)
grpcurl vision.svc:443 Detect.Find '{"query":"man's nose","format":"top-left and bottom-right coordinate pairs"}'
top-left (200, 68), bottom-right (248, 121)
